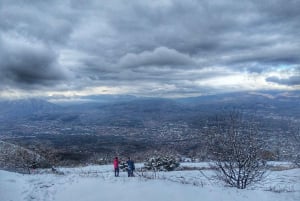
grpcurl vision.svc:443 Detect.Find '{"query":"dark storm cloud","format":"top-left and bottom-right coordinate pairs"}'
top-left (92, 0), bottom-right (300, 73)
top-left (0, 34), bottom-right (69, 89)
top-left (266, 66), bottom-right (300, 86)
top-left (266, 76), bottom-right (300, 86)
top-left (0, 0), bottom-right (75, 90)
top-left (0, 0), bottom-right (299, 97)
top-left (0, 0), bottom-right (75, 44)
top-left (118, 47), bottom-right (196, 69)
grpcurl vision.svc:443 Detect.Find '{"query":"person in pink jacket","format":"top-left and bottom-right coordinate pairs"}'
top-left (113, 157), bottom-right (119, 177)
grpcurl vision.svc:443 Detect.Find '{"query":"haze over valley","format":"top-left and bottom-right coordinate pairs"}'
top-left (1, 91), bottom-right (299, 168)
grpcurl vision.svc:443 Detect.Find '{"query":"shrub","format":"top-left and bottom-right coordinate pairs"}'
top-left (144, 155), bottom-right (179, 171)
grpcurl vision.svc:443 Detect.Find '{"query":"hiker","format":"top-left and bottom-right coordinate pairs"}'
top-left (113, 157), bottom-right (119, 177)
top-left (126, 157), bottom-right (135, 177)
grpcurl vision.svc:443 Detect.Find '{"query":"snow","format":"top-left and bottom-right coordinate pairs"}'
top-left (0, 170), bottom-right (27, 201)
top-left (0, 163), bottom-right (299, 201)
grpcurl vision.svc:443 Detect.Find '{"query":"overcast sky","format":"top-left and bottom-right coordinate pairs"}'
top-left (0, 0), bottom-right (300, 100)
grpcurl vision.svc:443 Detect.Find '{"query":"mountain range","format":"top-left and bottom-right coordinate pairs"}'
top-left (0, 91), bottom-right (300, 123)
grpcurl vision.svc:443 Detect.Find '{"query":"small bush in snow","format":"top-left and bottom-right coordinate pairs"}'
top-left (143, 156), bottom-right (180, 171)
top-left (119, 161), bottom-right (129, 171)
top-left (266, 184), bottom-right (295, 193)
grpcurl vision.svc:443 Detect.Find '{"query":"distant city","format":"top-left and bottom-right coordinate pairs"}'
top-left (1, 91), bottom-right (300, 166)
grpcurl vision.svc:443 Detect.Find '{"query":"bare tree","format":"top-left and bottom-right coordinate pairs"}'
top-left (212, 111), bottom-right (266, 189)
top-left (295, 129), bottom-right (300, 167)
top-left (289, 124), bottom-right (300, 167)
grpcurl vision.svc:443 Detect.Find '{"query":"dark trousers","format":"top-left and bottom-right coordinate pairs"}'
top-left (114, 168), bottom-right (119, 177)
top-left (127, 169), bottom-right (134, 177)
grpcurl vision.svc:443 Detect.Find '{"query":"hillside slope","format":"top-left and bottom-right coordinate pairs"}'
top-left (0, 163), bottom-right (299, 201)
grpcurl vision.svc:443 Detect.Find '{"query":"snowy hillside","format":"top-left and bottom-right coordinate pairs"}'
top-left (1, 163), bottom-right (299, 201)
top-left (0, 141), bottom-right (49, 173)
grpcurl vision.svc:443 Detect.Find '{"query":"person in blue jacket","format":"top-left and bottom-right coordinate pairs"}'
top-left (126, 157), bottom-right (135, 177)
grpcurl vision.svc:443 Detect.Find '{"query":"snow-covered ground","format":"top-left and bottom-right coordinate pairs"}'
top-left (1, 163), bottom-right (299, 201)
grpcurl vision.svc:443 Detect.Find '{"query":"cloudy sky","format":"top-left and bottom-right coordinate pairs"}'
top-left (0, 0), bottom-right (300, 100)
